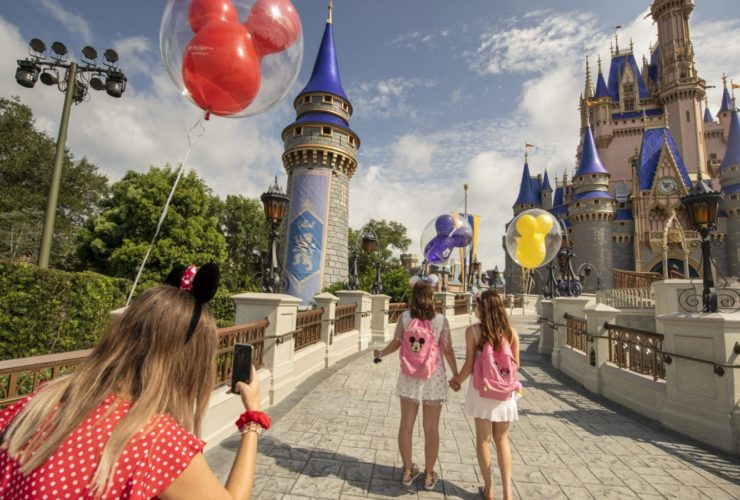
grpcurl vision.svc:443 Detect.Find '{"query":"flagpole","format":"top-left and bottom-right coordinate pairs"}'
top-left (463, 183), bottom-right (468, 294)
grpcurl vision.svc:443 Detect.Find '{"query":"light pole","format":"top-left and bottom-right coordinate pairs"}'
top-left (15, 39), bottom-right (127, 269)
top-left (348, 224), bottom-right (383, 294)
top-left (260, 177), bottom-right (289, 293)
top-left (556, 218), bottom-right (582, 297)
top-left (681, 172), bottom-right (723, 312)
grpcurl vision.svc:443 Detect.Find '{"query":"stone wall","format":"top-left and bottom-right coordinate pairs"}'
top-left (571, 221), bottom-right (614, 290)
top-left (323, 171), bottom-right (349, 286)
top-left (728, 217), bottom-right (740, 278)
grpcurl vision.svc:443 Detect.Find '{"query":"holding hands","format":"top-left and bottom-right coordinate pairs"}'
top-left (449, 376), bottom-right (461, 392)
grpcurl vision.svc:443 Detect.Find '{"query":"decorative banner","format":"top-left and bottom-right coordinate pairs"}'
top-left (284, 169), bottom-right (331, 304)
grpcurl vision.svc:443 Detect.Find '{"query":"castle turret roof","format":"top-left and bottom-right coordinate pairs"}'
top-left (607, 53), bottom-right (650, 101)
top-left (637, 128), bottom-right (692, 190)
top-left (719, 85), bottom-right (734, 114)
top-left (298, 20), bottom-right (349, 103)
top-left (720, 111), bottom-right (740, 170)
top-left (704, 105), bottom-right (714, 123)
top-left (594, 61), bottom-right (610, 100)
top-left (575, 127), bottom-right (608, 176)
top-left (514, 163), bottom-right (539, 206)
top-left (542, 170), bottom-right (552, 191)
top-left (615, 207), bottom-right (633, 220)
top-left (552, 186), bottom-right (564, 207)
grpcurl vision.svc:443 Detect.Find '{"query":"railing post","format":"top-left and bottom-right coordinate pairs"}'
top-left (371, 294), bottom-right (391, 343)
top-left (582, 303), bottom-right (619, 395)
top-left (653, 279), bottom-right (699, 322)
top-left (434, 292), bottom-right (455, 321)
top-left (314, 292), bottom-right (339, 367)
top-left (232, 293), bottom-right (300, 406)
top-left (336, 290), bottom-right (372, 351)
top-left (551, 296), bottom-right (594, 369)
top-left (538, 299), bottom-right (554, 355)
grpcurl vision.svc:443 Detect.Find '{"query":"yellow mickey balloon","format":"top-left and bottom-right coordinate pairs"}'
top-left (535, 214), bottom-right (553, 234)
top-left (505, 209), bottom-right (563, 269)
top-left (515, 213), bottom-right (537, 236)
top-left (516, 235), bottom-right (546, 268)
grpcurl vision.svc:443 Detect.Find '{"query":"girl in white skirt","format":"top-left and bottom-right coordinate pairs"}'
top-left (451, 290), bottom-right (519, 500)
top-left (374, 280), bottom-right (458, 490)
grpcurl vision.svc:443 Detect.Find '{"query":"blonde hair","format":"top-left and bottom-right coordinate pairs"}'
top-left (409, 282), bottom-right (435, 321)
top-left (1, 285), bottom-right (218, 495)
top-left (476, 290), bottom-right (513, 351)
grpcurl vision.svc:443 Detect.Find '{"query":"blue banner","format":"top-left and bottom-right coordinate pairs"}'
top-left (284, 170), bottom-right (331, 304)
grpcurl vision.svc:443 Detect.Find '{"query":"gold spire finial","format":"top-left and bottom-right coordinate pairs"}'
top-left (327, 0), bottom-right (333, 24)
top-left (722, 73), bottom-right (728, 87)
top-left (524, 143), bottom-right (536, 163)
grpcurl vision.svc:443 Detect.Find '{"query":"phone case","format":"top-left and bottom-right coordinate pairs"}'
top-left (231, 343), bottom-right (253, 393)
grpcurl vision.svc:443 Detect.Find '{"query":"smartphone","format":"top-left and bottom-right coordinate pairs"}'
top-left (231, 343), bottom-right (253, 394)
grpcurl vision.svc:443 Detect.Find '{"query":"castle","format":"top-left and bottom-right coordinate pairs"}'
top-left (281, 2), bottom-right (359, 304)
top-left (505, 0), bottom-right (740, 294)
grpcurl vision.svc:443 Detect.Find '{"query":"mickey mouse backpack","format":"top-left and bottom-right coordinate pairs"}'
top-left (473, 333), bottom-right (521, 400)
top-left (399, 317), bottom-right (438, 379)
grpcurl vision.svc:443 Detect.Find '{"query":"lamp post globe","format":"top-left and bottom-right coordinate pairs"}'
top-left (260, 177), bottom-right (289, 293)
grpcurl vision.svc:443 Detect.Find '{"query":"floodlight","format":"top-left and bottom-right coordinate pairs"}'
top-left (15, 60), bottom-right (39, 88)
top-left (51, 41), bottom-right (67, 57)
top-left (29, 38), bottom-right (46, 54)
top-left (81, 46), bottom-right (98, 61)
top-left (103, 49), bottom-right (119, 64)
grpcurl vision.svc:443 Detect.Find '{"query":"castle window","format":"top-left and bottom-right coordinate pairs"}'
top-left (349, 136), bottom-right (356, 146)
top-left (322, 126), bottom-right (332, 135)
top-left (711, 153), bottom-right (717, 160)
top-left (341, 102), bottom-right (348, 111)
top-left (594, 200), bottom-right (599, 204)
top-left (622, 84), bottom-right (635, 112)
top-left (294, 126), bottom-right (302, 136)
top-left (323, 95), bottom-right (332, 103)
top-left (576, 202), bottom-right (581, 207)
top-left (303, 96), bottom-right (311, 104)
top-left (686, 111), bottom-right (690, 123)
top-left (620, 222), bottom-right (626, 227)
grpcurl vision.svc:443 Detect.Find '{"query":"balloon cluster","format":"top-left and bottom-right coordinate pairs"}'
top-left (504, 209), bottom-right (562, 269)
top-left (420, 214), bottom-right (473, 266)
top-left (161, 0), bottom-right (303, 117)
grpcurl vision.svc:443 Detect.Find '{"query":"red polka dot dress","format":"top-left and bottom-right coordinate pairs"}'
top-left (0, 395), bottom-right (204, 499)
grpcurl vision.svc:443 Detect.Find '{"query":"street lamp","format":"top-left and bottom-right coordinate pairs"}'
top-left (556, 219), bottom-right (582, 297)
top-left (577, 262), bottom-right (602, 291)
top-left (260, 177), bottom-right (289, 293)
top-left (681, 172), bottom-right (723, 312)
top-left (491, 265), bottom-right (502, 292)
top-left (15, 39), bottom-right (127, 269)
top-left (470, 258), bottom-right (481, 291)
top-left (348, 224), bottom-right (383, 294)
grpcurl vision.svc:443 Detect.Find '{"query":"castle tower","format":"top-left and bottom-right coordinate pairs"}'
top-left (720, 110), bottom-right (740, 277)
top-left (651, 0), bottom-right (708, 177)
top-left (541, 170), bottom-right (553, 210)
top-left (718, 77), bottom-right (735, 139)
top-left (281, 2), bottom-right (360, 303)
top-left (591, 57), bottom-right (613, 152)
top-left (568, 125), bottom-right (616, 290)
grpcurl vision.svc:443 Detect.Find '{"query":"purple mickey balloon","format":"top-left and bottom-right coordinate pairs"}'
top-left (424, 236), bottom-right (454, 264)
top-left (434, 214), bottom-right (456, 236)
top-left (450, 225), bottom-right (473, 247)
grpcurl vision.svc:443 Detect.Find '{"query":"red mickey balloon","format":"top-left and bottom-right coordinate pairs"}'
top-left (245, 0), bottom-right (301, 56)
top-left (189, 0), bottom-right (239, 33)
top-left (182, 22), bottom-right (261, 116)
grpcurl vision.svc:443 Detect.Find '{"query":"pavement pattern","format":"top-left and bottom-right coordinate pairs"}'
top-left (206, 314), bottom-right (740, 499)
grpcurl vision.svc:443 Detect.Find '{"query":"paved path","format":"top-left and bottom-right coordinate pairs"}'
top-left (206, 314), bottom-right (740, 499)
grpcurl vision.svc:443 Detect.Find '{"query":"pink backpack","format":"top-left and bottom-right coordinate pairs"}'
top-left (399, 317), bottom-right (438, 379)
top-left (473, 330), bottom-right (521, 400)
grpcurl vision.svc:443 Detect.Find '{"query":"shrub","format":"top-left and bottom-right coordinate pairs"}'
top-left (0, 260), bottom-right (130, 360)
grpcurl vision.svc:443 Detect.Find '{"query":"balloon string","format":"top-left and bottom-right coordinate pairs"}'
top-left (125, 111), bottom-right (208, 306)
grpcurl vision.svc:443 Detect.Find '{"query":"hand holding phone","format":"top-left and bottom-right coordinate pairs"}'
top-left (231, 343), bottom-right (253, 394)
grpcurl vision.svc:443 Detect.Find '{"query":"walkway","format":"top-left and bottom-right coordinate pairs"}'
top-left (206, 314), bottom-right (740, 499)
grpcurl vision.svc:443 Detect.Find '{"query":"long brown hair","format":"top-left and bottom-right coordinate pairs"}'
top-left (1, 285), bottom-right (218, 495)
top-left (409, 281), bottom-right (435, 321)
top-left (476, 290), bottom-right (513, 351)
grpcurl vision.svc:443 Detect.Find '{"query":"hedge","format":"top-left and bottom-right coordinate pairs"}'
top-left (0, 260), bottom-right (131, 360)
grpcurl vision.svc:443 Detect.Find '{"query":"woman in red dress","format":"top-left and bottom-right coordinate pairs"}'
top-left (0, 264), bottom-right (266, 499)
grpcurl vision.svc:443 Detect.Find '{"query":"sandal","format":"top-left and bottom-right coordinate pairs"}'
top-left (424, 471), bottom-right (439, 491)
top-left (401, 464), bottom-right (420, 487)
top-left (479, 486), bottom-right (493, 499)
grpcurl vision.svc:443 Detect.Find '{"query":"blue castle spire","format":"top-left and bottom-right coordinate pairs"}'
top-left (704, 104), bottom-right (714, 123)
top-left (542, 170), bottom-right (552, 191)
top-left (298, 4), bottom-right (349, 103)
top-left (720, 111), bottom-right (740, 170)
top-left (719, 83), bottom-right (734, 114)
top-left (514, 163), bottom-right (539, 206)
top-left (594, 58), bottom-right (610, 100)
top-left (576, 127), bottom-right (608, 176)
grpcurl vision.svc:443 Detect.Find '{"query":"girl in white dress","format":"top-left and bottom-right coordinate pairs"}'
top-left (373, 281), bottom-right (458, 490)
top-left (451, 290), bottom-right (519, 500)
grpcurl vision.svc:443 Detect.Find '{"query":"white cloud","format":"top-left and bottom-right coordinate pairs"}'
top-left (37, 0), bottom-right (93, 44)
top-left (351, 77), bottom-right (437, 119)
top-left (392, 135), bottom-right (436, 174)
top-left (692, 19), bottom-right (740, 110)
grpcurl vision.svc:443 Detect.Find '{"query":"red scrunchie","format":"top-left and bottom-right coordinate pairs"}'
top-left (235, 410), bottom-right (271, 432)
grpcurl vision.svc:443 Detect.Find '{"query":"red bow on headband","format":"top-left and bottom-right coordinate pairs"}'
top-left (180, 265), bottom-right (198, 291)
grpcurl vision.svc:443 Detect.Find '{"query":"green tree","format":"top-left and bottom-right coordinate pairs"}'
top-left (77, 166), bottom-right (227, 286)
top-left (213, 194), bottom-right (269, 292)
top-left (0, 97), bottom-right (109, 268)
top-left (349, 219), bottom-right (411, 275)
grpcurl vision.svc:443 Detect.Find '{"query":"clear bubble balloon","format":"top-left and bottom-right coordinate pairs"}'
top-left (504, 209), bottom-right (562, 269)
top-left (160, 0), bottom-right (303, 118)
top-left (420, 213), bottom-right (473, 266)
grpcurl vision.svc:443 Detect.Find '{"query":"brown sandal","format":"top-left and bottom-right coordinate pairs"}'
top-left (424, 471), bottom-right (439, 490)
top-left (401, 464), bottom-right (420, 487)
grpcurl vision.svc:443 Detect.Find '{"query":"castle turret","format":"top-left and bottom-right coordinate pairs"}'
top-left (281, 1), bottom-right (360, 303)
top-left (703, 97), bottom-right (714, 124)
top-left (568, 126), bottom-right (615, 290)
top-left (718, 76), bottom-right (735, 138)
top-left (512, 160), bottom-right (541, 215)
top-left (591, 57), bottom-right (613, 151)
top-left (541, 170), bottom-right (553, 210)
top-left (720, 110), bottom-right (740, 277)
top-left (651, 0), bottom-right (708, 177)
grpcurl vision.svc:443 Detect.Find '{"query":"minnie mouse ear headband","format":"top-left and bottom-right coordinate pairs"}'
top-left (164, 263), bottom-right (220, 344)
top-left (409, 274), bottom-right (439, 287)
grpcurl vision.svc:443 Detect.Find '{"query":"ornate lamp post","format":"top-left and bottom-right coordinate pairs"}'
top-left (681, 173), bottom-right (723, 312)
top-left (348, 225), bottom-right (383, 294)
top-left (260, 177), bottom-right (289, 293)
top-left (556, 219), bottom-right (582, 297)
top-left (470, 258), bottom-right (481, 291)
top-left (577, 262), bottom-right (602, 291)
top-left (15, 39), bottom-right (127, 269)
top-left (491, 265), bottom-right (502, 292)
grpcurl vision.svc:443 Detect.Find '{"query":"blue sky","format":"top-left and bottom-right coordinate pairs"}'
top-left (1, 0), bottom-right (739, 270)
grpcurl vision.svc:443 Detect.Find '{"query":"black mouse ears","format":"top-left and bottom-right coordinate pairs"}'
top-left (163, 263), bottom-right (221, 305)
top-left (163, 263), bottom-right (221, 344)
